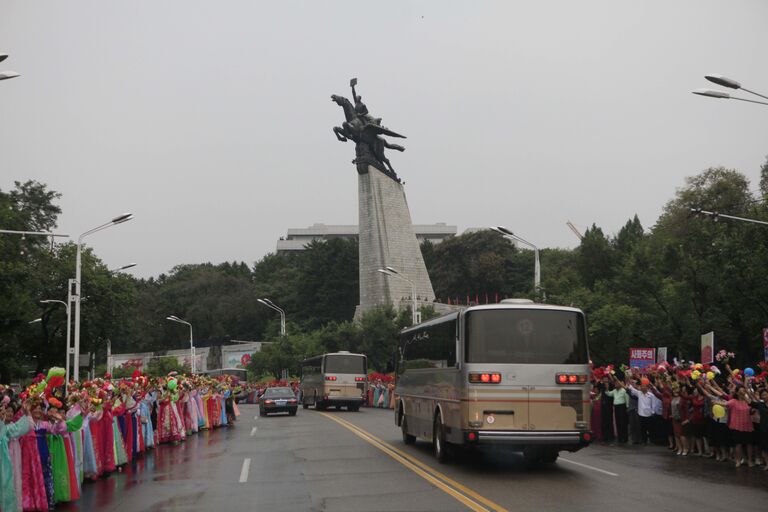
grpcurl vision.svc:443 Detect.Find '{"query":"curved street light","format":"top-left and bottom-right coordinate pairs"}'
top-left (491, 226), bottom-right (541, 298)
top-left (40, 299), bottom-right (72, 383)
top-left (72, 213), bottom-right (134, 381)
top-left (110, 263), bottom-right (137, 273)
top-left (692, 88), bottom-right (768, 106)
top-left (705, 74), bottom-right (768, 100)
top-left (693, 74), bottom-right (768, 106)
top-left (257, 298), bottom-right (286, 336)
top-left (166, 315), bottom-right (195, 373)
top-left (377, 267), bottom-right (418, 325)
top-left (0, 53), bottom-right (20, 81)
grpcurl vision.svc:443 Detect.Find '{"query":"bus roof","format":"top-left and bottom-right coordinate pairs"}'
top-left (300, 351), bottom-right (366, 365)
top-left (400, 303), bottom-right (585, 335)
top-left (325, 351), bottom-right (366, 357)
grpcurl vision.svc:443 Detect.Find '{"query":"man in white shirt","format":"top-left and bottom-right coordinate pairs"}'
top-left (627, 377), bottom-right (661, 444)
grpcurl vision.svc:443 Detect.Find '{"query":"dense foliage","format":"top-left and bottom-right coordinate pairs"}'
top-left (3, 159), bottom-right (768, 380)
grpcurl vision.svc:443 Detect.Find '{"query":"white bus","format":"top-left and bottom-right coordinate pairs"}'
top-left (395, 300), bottom-right (592, 464)
top-left (300, 351), bottom-right (367, 411)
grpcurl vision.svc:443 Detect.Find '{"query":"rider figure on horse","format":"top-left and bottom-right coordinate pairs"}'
top-left (351, 78), bottom-right (382, 127)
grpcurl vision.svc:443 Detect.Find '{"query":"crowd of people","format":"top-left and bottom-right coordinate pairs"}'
top-left (0, 368), bottom-right (242, 511)
top-left (591, 354), bottom-right (768, 470)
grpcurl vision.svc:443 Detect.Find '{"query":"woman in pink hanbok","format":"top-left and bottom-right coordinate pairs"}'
top-left (156, 391), bottom-right (182, 444)
top-left (20, 404), bottom-right (48, 511)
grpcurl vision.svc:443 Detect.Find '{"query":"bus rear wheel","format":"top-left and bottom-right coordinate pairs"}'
top-left (401, 415), bottom-right (416, 445)
top-left (539, 451), bottom-right (559, 464)
top-left (433, 415), bottom-right (449, 463)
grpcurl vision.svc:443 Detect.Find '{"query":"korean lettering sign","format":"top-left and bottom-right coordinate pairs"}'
top-left (629, 348), bottom-right (656, 369)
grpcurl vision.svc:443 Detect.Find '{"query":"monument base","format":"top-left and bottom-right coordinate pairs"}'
top-left (356, 165), bottom-right (436, 319)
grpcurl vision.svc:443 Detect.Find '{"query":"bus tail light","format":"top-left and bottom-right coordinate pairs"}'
top-left (556, 373), bottom-right (587, 385)
top-left (325, 376), bottom-right (337, 381)
top-left (467, 432), bottom-right (477, 442)
top-left (355, 377), bottom-right (365, 382)
top-left (469, 373), bottom-right (501, 384)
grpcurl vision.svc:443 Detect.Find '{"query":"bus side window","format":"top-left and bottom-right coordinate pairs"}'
top-left (405, 322), bottom-right (456, 369)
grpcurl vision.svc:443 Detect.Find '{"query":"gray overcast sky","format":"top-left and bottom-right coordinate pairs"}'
top-left (2, 1), bottom-right (766, 278)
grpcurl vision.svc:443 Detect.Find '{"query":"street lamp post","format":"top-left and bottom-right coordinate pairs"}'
top-left (692, 74), bottom-right (768, 107)
top-left (39, 299), bottom-right (72, 384)
top-left (377, 267), bottom-right (418, 325)
top-left (166, 315), bottom-right (195, 373)
top-left (72, 213), bottom-right (133, 382)
top-left (257, 299), bottom-right (286, 336)
top-left (491, 226), bottom-right (541, 298)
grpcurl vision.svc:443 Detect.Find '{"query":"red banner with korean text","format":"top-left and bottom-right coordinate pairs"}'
top-left (629, 348), bottom-right (656, 370)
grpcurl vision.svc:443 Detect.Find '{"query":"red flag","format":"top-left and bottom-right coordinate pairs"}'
top-left (466, 295), bottom-right (470, 305)
top-left (475, 294), bottom-right (479, 304)
top-left (447, 297), bottom-right (452, 305)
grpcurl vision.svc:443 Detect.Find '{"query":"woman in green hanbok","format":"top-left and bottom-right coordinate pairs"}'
top-left (45, 407), bottom-right (83, 503)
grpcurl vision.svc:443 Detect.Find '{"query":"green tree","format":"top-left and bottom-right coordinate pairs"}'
top-left (0, 181), bottom-right (62, 380)
top-left (576, 224), bottom-right (615, 290)
top-left (146, 356), bottom-right (190, 377)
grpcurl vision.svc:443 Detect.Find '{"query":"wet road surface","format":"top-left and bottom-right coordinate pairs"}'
top-left (64, 405), bottom-right (766, 511)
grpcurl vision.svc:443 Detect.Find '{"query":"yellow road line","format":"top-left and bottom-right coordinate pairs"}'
top-left (328, 414), bottom-right (509, 512)
top-left (337, 418), bottom-right (509, 512)
top-left (319, 413), bottom-right (487, 512)
top-left (319, 412), bottom-right (508, 512)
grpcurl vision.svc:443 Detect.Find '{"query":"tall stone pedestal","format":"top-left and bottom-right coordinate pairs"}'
top-left (356, 165), bottom-right (435, 318)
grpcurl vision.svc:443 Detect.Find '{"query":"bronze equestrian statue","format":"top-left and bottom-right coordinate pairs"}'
top-left (332, 78), bottom-right (406, 182)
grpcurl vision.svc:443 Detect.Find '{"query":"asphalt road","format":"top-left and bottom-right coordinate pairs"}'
top-left (64, 405), bottom-right (766, 511)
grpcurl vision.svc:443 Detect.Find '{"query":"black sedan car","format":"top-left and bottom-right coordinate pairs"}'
top-left (259, 387), bottom-right (298, 416)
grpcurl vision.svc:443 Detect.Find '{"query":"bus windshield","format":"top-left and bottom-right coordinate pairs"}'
top-left (324, 355), bottom-right (366, 374)
top-left (465, 309), bottom-right (588, 364)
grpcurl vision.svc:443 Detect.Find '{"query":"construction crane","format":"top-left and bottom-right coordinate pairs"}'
top-left (566, 221), bottom-right (584, 241)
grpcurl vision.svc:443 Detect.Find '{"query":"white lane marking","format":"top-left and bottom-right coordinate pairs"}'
top-left (559, 457), bottom-right (619, 477)
top-left (239, 458), bottom-right (251, 483)
top-left (250, 426), bottom-right (258, 437)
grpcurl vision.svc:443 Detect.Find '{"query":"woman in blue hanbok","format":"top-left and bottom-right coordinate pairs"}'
top-left (140, 394), bottom-right (155, 450)
top-left (0, 409), bottom-right (30, 512)
top-left (82, 408), bottom-right (99, 478)
top-left (219, 392), bottom-right (228, 426)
